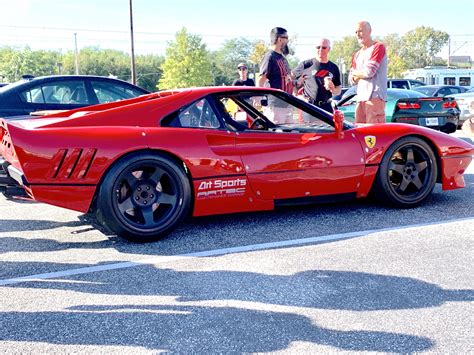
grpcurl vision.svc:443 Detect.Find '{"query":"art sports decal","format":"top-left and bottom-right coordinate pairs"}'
top-left (364, 135), bottom-right (376, 149)
top-left (196, 177), bottom-right (247, 199)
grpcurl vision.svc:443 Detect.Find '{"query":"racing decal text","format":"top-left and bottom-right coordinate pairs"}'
top-left (197, 178), bottom-right (247, 199)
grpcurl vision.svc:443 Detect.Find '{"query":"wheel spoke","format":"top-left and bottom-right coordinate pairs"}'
top-left (139, 205), bottom-right (155, 225)
top-left (389, 161), bottom-right (405, 174)
top-left (398, 178), bottom-right (410, 192)
top-left (412, 176), bottom-right (423, 190)
top-left (406, 148), bottom-right (415, 163)
top-left (157, 192), bottom-right (177, 205)
top-left (123, 171), bottom-right (138, 187)
top-left (118, 196), bottom-right (134, 213)
top-left (149, 167), bottom-right (164, 183)
top-left (416, 160), bottom-right (428, 173)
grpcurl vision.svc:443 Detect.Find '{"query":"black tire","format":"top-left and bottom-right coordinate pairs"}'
top-left (96, 152), bottom-right (191, 242)
top-left (373, 137), bottom-right (437, 208)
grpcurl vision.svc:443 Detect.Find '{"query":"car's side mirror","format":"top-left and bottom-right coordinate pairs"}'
top-left (333, 109), bottom-right (344, 139)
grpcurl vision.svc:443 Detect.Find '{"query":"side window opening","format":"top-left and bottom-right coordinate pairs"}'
top-left (161, 98), bottom-right (221, 129)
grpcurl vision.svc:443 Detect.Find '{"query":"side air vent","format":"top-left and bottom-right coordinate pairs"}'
top-left (47, 148), bottom-right (97, 180)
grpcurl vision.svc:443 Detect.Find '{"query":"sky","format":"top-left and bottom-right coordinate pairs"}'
top-left (1, 0), bottom-right (473, 63)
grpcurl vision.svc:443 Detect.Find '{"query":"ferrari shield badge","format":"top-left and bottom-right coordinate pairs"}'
top-left (364, 135), bottom-right (376, 148)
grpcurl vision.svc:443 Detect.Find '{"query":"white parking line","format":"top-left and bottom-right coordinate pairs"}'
top-left (1, 217), bottom-right (473, 287)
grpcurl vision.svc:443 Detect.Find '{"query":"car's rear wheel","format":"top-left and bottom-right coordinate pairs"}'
top-left (96, 152), bottom-right (191, 242)
top-left (373, 137), bottom-right (437, 208)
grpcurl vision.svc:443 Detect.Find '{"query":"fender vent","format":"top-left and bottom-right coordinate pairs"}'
top-left (47, 148), bottom-right (97, 180)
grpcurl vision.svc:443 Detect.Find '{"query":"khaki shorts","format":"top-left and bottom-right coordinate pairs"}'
top-left (355, 98), bottom-right (386, 124)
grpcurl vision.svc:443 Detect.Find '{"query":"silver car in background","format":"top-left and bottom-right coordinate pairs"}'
top-left (446, 87), bottom-right (474, 126)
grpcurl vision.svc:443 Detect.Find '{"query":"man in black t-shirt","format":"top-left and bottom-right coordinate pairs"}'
top-left (258, 27), bottom-right (304, 124)
top-left (232, 62), bottom-right (255, 86)
top-left (258, 27), bottom-right (293, 94)
top-left (293, 38), bottom-right (342, 113)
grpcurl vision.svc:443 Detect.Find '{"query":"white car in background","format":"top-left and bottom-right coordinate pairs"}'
top-left (447, 87), bottom-right (474, 126)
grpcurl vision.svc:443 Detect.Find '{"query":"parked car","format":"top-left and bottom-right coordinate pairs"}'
top-left (1, 86), bottom-right (472, 242)
top-left (412, 85), bottom-right (468, 97)
top-left (337, 87), bottom-right (460, 133)
top-left (330, 87), bottom-right (350, 102)
top-left (387, 79), bottom-right (426, 90)
top-left (446, 87), bottom-right (474, 126)
top-left (0, 75), bottom-right (150, 117)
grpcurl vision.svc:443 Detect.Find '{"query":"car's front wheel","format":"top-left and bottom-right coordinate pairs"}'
top-left (96, 152), bottom-right (191, 242)
top-left (373, 137), bottom-right (437, 208)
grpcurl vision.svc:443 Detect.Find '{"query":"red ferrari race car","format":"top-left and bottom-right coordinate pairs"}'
top-left (1, 86), bottom-right (472, 242)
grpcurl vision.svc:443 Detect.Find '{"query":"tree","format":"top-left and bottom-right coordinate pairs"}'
top-left (330, 36), bottom-right (359, 86)
top-left (159, 27), bottom-right (213, 89)
top-left (212, 37), bottom-right (254, 85)
top-left (401, 26), bottom-right (449, 68)
top-left (0, 46), bottom-right (61, 81)
top-left (62, 47), bottom-right (130, 79)
top-left (382, 33), bottom-right (406, 78)
top-left (135, 54), bottom-right (164, 92)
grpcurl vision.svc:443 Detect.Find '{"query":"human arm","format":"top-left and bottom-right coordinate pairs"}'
top-left (351, 42), bottom-right (386, 80)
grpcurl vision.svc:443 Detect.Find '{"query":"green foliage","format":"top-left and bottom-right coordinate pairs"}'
top-left (159, 27), bottom-right (213, 89)
top-left (250, 40), bottom-right (267, 68)
top-left (401, 26), bottom-right (449, 69)
top-left (0, 25), bottom-right (454, 88)
top-left (0, 46), bottom-right (61, 81)
top-left (382, 33), bottom-right (406, 78)
top-left (330, 36), bottom-right (360, 72)
top-left (211, 37), bottom-right (255, 85)
top-left (62, 47), bottom-right (130, 79)
top-left (135, 54), bottom-right (164, 92)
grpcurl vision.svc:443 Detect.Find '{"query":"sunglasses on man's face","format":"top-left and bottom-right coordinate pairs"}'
top-left (316, 46), bottom-right (328, 50)
top-left (279, 36), bottom-right (289, 39)
top-left (238, 67), bottom-right (248, 71)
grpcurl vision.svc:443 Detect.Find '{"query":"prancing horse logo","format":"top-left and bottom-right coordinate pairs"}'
top-left (364, 135), bottom-right (376, 148)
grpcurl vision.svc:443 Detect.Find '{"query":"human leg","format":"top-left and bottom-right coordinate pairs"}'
top-left (365, 98), bottom-right (386, 123)
top-left (355, 101), bottom-right (367, 123)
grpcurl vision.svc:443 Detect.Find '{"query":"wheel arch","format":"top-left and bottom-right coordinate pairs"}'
top-left (88, 148), bottom-right (195, 213)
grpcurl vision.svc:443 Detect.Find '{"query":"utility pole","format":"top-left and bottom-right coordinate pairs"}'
top-left (129, 0), bottom-right (137, 84)
top-left (447, 37), bottom-right (451, 67)
top-left (74, 33), bottom-right (79, 75)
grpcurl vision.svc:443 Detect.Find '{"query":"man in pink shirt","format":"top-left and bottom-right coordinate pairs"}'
top-left (349, 21), bottom-right (388, 124)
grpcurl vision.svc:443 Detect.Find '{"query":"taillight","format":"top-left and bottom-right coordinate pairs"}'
top-left (442, 100), bottom-right (457, 109)
top-left (397, 102), bottom-right (420, 109)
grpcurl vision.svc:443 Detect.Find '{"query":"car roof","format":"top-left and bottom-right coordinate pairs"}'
top-left (0, 75), bottom-right (150, 94)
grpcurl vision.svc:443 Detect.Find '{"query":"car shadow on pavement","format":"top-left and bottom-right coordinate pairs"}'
top-left (5, 265), bottom-right (471, 352)
top-left (0, 179), bottom-right (472, 256)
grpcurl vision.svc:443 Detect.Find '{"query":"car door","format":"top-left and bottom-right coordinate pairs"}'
top-left (236, 130), bottom-right (364, 201)
top-left (221, 91), bottom-right (366, 201)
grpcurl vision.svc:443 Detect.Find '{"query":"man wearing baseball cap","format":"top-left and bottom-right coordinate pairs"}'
top-left (232, 63), bottom-right (255, 86)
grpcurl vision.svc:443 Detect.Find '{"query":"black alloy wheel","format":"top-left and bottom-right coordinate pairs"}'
top-left (96, 153), bottom-right (191, 242)
top-left (373, 137), bottom-right (437, 208)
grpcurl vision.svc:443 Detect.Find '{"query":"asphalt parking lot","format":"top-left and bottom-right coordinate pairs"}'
top-left (0, 132), bottom-right (473, 353)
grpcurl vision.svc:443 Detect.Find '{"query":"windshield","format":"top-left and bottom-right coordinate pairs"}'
top-left (388, 90), bottom-right (427, 100)
top-left (413, 87), bottom-right (437, 96)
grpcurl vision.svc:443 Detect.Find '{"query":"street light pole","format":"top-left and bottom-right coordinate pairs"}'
top-left (129, 0), bottom-right (137, 84)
